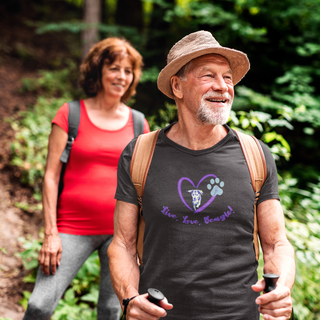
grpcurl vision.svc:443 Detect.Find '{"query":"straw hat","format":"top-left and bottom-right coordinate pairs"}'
top-left (157, 30), bottom-right (250, 99)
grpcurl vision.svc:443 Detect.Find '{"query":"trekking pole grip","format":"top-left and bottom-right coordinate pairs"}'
top-left (263, 273), bottom-right (280, 293)
top-left (262, 274), bottom-right (294, 319)
top-left (147, 288), bottom-right (164, 306)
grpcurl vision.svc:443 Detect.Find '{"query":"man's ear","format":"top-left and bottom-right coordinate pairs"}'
top-left (171, 76), bottom-right (183, 99)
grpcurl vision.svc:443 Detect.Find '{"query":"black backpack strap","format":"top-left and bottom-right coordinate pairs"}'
top-left (60, 100), bottom-right (81, 163)
top-left (131, 108), bottom-right (145, 138)
top-left (57, 100), bottom-right (81, 200)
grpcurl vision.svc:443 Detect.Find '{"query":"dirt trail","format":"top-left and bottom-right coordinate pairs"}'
top-left (0, 58), bottom-right (43, 320)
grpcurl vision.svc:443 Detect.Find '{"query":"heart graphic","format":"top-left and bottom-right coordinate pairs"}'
top-left (178, 174), bottom-right (218, 213)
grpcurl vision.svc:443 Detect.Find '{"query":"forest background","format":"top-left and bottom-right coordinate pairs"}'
top-left (0, 0), bottom-right (320, 319)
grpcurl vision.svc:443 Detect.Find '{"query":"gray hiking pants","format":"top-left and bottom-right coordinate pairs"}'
top-left (23, 233), bottom-right (121, 320)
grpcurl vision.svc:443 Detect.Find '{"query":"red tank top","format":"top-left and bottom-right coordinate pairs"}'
top-left (52, 100), bottom-right (150, 235)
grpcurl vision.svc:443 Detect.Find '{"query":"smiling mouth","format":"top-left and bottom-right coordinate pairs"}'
top-left (206, 98), bottom-right (227, 103)
top-left (114, 84), bottom-right (125, 88)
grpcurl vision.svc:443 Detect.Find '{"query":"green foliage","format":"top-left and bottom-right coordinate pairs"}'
top-left (274, 67), bottom-right (320, 127)
top-left (10, 96), bottom-right (66, 193)
top-left (51, 251), bottom-right (100, 319)
top-left (20, 62), bottom-right (77, 96)
top-left (280, 178), bottom-right (320, 319)
top-left (140, 66), bottom-right (160, 83)
top-left (230, 93), bottom-right (293, 162)
top-left (147, 102), bottom-right (178, 131)
top-left (18, 234), bottom-right (43, 271)
top-left (233, 83), bottom-right (320, 186)
top-left (163, 1), bottom-right (267, 43)
top-left (71, 251), bottom-right (100, 297)
top-left (52, 288), bottom-right (97, 320)
top-left (27, 20), bottom-right (142, 49)
top-left (17, 232), bottom-right (43, 283)
top-left (9, 63), bottom-right (80, 195)
top-left (19, 291), bottom-right (32, 310)
top-left (15, 202), bottom-right (42, 212)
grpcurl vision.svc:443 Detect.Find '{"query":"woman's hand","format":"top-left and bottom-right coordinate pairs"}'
top-left (38, 233), bottom-right (63, 276)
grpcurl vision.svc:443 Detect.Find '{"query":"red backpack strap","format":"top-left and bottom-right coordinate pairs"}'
top-left (234, 130), bottom-right (267, 261)
top-left (130, 130), bottom-right (160, 265)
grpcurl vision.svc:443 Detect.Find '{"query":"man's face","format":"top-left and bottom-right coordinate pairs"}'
top-left (180, 54), bottom-right (234, 125)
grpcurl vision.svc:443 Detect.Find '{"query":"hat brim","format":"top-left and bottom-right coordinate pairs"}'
top-left (157, 47), bottom-right (250, 99)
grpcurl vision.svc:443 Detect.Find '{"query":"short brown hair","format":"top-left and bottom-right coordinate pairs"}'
top-left (79, 37), bottom-right (143, 102)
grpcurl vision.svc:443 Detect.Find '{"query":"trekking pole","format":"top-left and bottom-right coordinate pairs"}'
top-left (262, 274), bottom-right (294, 319)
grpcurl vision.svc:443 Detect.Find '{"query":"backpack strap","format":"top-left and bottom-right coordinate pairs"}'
top-left (234, 130), bottom-right (267, 261)
top-left (131, 109), bottom-right (145, 138)
top-left (57, 100), bottom-right (81, 200)
top-left (130, 130), bottom-right (160, 265)
top-left (60, 100), bottom-right (81, 163)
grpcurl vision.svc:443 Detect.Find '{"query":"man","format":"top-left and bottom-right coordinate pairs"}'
top-left (108, 30), bottom-right (295, 319)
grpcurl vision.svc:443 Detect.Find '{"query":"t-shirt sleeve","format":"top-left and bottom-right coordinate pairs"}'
top-left (256, 140), bottom-right (280, 205)
top-left (143, 118), bottom-right (150, 133)
top-left (52, 102), bottom-right (69, 133)
top-left (115, 138), bottom-right (139, 206)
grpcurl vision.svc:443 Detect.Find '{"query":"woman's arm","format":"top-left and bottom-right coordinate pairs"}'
top-left (38, 124), bottom-right (68, 276)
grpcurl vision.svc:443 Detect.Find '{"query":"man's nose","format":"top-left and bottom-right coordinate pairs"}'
top-left (211, 75), bottom-right (228, 93)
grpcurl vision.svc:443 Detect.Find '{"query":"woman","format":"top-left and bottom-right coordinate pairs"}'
top-left (23, 37), bottom-right (150, 320)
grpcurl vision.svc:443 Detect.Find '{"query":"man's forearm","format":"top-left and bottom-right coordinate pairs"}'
top-left (263, 240), bottom-right (295, 290)
top-left (108, 240), bottom-right (140, 306)
top-left (258, 200), bottom-right (296, 290)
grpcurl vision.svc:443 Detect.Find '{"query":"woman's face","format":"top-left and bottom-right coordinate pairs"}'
top-left (100, 54), bottom-right (134, 99)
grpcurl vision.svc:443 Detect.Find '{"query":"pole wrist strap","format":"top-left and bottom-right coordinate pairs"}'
top-left (121, 296), bottom-right (137, 319)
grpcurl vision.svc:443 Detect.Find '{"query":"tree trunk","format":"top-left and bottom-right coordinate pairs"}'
top-left (81, 0), bottom-right (101, 62)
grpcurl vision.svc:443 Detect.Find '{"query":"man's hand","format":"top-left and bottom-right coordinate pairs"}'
top-left (252, 279), bottom-right (292, 320)
top-left (38, 234), bottom-right (62, 276)
top-left (126, 293), bottom-right (173, 319)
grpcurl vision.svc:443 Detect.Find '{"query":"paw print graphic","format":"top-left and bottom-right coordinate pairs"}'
top-left (207, 178), bottom-right (224, 197)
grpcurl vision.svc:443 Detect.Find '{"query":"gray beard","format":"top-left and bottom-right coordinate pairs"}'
top-left (196, 94), bottom-right (233, 126)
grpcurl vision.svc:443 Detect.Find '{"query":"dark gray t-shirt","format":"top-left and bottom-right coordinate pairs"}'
top-left (115, 124), bottom-right (279, 320)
